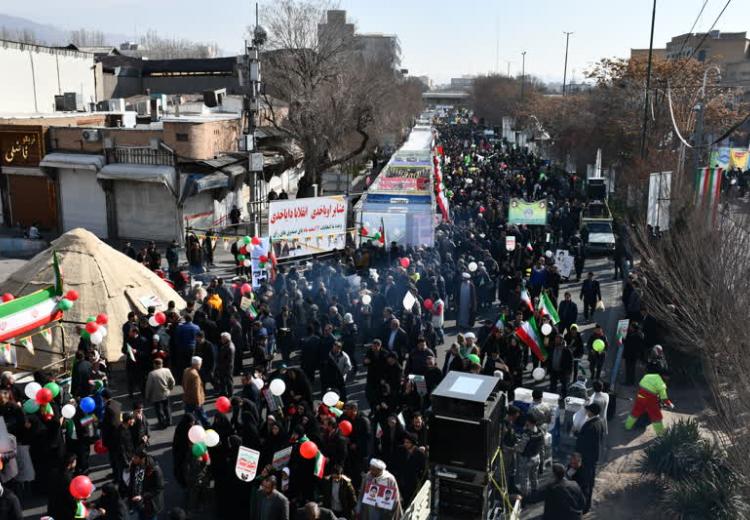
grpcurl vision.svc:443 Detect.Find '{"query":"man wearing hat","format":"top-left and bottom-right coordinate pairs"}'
top-left (357, 459), bottom-right (402, 519)
top-left (575, 402), bottom-right (604, 512)
top-left (455, 272), bottom-right (477, 332)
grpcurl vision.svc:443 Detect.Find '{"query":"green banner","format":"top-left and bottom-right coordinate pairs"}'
top-left (508, 199), bottom-right (548, 225)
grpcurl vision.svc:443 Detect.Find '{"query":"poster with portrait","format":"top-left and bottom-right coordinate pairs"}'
top-left (555, 249), bottom-right (574, 279)
top-left (362, 483), bottom-right (397, 510)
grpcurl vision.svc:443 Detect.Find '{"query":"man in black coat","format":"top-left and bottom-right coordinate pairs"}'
top-left (384, 318), bottom-right (409, 362)
top-left (341, 402), bottom-right (371, 489)
top-left (547, 335), bottom-right (574, 398)
top-left (557, 292), bottom-right (578, 335)
top-left (543, 463), bottom-right (586, 520)
top-left (442, 343), bottom-right (464, 375)
top-left (623, 322), bottom-right (646, 386)
top-left (575, 403), bottom-right (604, 513)
top-left (579, 272), bottom-right (601, 321)
top-left (300, 326), bottom-right (322, 385)
top-left (363, 340), bottom-right (387, 408)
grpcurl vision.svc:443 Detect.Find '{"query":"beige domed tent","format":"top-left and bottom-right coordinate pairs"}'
top-left (0, 228), bottom-right (185, 369)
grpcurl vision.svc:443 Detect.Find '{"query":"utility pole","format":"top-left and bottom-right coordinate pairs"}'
top-left (640, 0), bottom-right (657, 158)
top-left (506, 61), bottom-right (511, 77)
top-left (692, 66), bottom-right (721, 182)
top-left (562, 32), bottom-right (573, 96)
top-left (520, 51), bottom-right (527, 100)
top-left (239, 2), bottom-right (266, 236)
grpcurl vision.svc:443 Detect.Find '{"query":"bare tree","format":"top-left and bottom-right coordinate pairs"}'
top-left (138, 29), bottom-right (219, 59)
top-left (633, 189), bottom-right (750, 506)
top-left (69, 28), bottom-right (106, 47)
top-left (259, 0), bottom-right (420, 196)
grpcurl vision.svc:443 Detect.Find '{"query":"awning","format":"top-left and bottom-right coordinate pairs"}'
top-left (194, 172), bottom-right (230, 192)
top-left (97, 164), bottom-right (177, 193)
top-left (40, 153), bottom-right (105, 171)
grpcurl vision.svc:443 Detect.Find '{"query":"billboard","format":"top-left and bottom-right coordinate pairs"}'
top-left (507, 199), bottom-right (548, 225)
top-left (268, 196), bottom-right (348, 259)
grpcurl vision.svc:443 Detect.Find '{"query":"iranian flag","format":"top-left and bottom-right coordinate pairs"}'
top-left (378, 218), bottom-right (386, 246)
top-left (313, 451), bottom-right (327, 478)
top-left (538, 292), bottom-right (560, 324)
top-left (0, 252), bottom-right (63, 343)
top-left (493, 314), bottom-right (506, 331)
top-left (695, 167), bottom-right (723, 208)
top-left (247, 304), bottom-right (259, 319)
top-left (520, 289), bottom-right (534, 312)
top-left (515, 316), bottom-right (547, 362)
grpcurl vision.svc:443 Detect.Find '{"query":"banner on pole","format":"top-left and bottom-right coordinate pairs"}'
top-left (268, 196), bottom-right (348, 259)
top-left (507, 199), bottom-right (548, 225)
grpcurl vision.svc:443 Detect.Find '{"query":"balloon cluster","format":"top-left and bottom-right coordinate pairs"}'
top-left (79, 313), bottom-right (109, 345)
top-left (60, 394), bottom-right (96, 421)
top-left (57, 289), bottom-right (79, 312)
top-left (237, 236), bottom-right (263, 268)
top-left (188, 425), bottom-right (218, 462)
top-left (22, 381), bottom-right (60, 419)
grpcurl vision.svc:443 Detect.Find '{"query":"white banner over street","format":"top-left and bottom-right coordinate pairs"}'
top-left (647, 171), bottom-right (671, 231)
top-left (268, 196), bottom-right (348, 259)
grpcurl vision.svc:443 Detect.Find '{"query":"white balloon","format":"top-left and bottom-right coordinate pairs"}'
top-left (24, 382), bottom-right (41, 400)
top-left (90, 331), bottom-right (103, 345)
top-left (361, 294), bottom-right (372, 305)
top-left (545, 250), bottom-right (553, 258)
top-left (322, 391), bottom-right (340, 408)
top-left (243, 259), bottom-right (251, 267)
top-left (541, 323), bottom-right (553, 336)
top-left (188, 425), bottom-right (207, 444)
top-left (99, 326), bottom-right (108, 338)
top-left (269, 378), bottom-right (286, 396)
top-left (204, 429), bottom-right (220, 448)
top-left (532, 367), bottom-right (546, 381)
top-left (252, 378), bottom-right (264, 390)
top-left (468, 262), bottom-right (478, 272)
top-left (148, 316), bottom-right (159, 328)
top-left (61, 403), bottom-right (77, 419)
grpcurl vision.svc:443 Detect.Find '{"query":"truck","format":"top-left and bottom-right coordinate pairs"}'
top-left (581, 178), bottom-right (616, 255)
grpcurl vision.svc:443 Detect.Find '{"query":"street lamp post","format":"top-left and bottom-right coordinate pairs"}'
top-left (521, 51), bottom-right (527, 100)
top-left (562, 32), bottom-right (573, 96)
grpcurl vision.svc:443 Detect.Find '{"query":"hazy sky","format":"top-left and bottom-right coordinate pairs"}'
top-left (3, 0), bottom-right (750, 83)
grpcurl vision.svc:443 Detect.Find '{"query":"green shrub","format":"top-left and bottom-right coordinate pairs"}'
top-left (641, 418), bottom-right (702, 480)
top-left (662, 471), bottom-right (748, 520)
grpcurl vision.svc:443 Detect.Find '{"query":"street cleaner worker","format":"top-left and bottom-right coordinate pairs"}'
top-left (624, 369), bottom-right (674, 434)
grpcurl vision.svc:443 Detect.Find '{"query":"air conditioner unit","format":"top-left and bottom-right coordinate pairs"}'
top-left (81, 129), bottom-right (102, 142)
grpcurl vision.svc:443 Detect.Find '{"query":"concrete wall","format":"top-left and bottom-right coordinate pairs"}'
top-left (144, 76), bottom-right (240, 95)
top-left (0, 40), bottom-right (96, 114)
top-left (162, 119), bottom-right (241, 160)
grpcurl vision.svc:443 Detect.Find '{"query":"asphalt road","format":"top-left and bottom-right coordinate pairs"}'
top-left (19, 246), bottom-right (622, 519)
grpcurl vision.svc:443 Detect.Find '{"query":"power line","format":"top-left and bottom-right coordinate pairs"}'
top-left (669, 0), bottom-right (733, 81)
top-left (673, 0), bottom-right (710, 59)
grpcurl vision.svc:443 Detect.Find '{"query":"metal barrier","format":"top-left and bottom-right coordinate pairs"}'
top-left (402, 480), bottom-right (431, 520)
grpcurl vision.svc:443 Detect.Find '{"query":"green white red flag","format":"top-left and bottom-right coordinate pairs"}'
top-left (520, 289), bottom-right (534, 312)
top-left (0, 252), bottom-right (64, 343)
top-left (313, 451), bottom-right (327, 478)
top-left (515, 316), bottom-right (547, 362)
top-left (538, 292), bottom-right (560, 324)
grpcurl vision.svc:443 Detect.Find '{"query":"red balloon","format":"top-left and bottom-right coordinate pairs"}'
top-left (361, 227), bottom-right (369, 236)
top-left (251, 236), bottom-right (261, 246)
top-left (154, 311), bottom-right (167, 325)
top-left (215, 396), bottom-right (232, 414)
top-left (69, 475), bottom-right (94, 500)
top-left (85, 321), bottom-right (99, 334)
top-left (239, 245), bottom-right (248, 255)
top-left (259, 255), bottom-right (268, 263)
top-left (479, 206), bottom-right (486, 213)
top-left (93, 439), bottom-right (108, 454)
top-left (400, 257), bottom-right (410, 269)
top-left (424, 298), bottom-right (434, 310)
top-left (339, 420), bottom-right (353, 437)
top-left (36, 388), bottom-right (53, 405)
top-left (96, 313), bottom-right (109, 325)
top-left (241, 283), bottom-right (252, 295)
top-left (65, 290), bottom-right (79, 302)
top-left (1, 293), bottom-right (13, 303)
top-left (300, 440), bottom-right (318, 459)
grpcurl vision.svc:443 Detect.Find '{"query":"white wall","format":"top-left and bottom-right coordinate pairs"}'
top-left (0, 41), bottom-right (96, 114)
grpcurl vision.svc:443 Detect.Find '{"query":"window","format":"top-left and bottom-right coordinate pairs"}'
top-left (697, 50), bottom-right (706, 62)
top-left (176, 133), bottom-right (189, 142)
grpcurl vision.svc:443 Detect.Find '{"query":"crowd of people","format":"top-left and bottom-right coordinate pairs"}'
top-left (0, 110), bottom-right (671, 520)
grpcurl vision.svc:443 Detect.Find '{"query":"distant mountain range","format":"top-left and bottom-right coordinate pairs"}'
top-left (0, 13), bottom-right (130, 46)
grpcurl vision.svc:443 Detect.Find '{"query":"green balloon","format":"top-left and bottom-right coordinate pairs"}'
top-left (237, 254), bottom-right (246, 262)
top-left (44, 381), bottom-right (60, 398)
top-left (81, 330), bottom-right (90, 340)
top-left (192, 442), bottom-right (207, 457)
top-left (86, 316), bottom-right (96, 323)
top-left (592, 339), bottom-right (606, 353)
top-left (58, 298), bottom-right (73, 311)
top-left (259, 262), bottom-right (266, 269)
top-left (23, 399), bottom-right (39, 414)
top-left (243, 235), bottom-right (252, 245)
top-left (467, 354), bottom-right (481, 365)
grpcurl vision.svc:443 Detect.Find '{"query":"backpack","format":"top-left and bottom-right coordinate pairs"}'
top-left (522, 430), bottom-right (544, 458)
